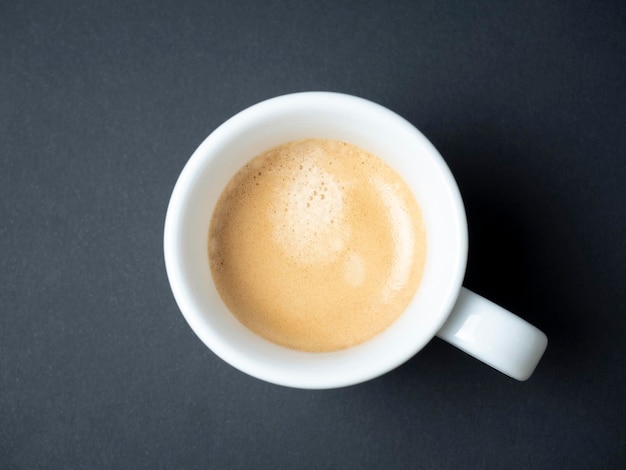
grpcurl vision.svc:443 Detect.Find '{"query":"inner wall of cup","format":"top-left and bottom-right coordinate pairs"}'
top-left (174, 94), bottom-right (467, 387)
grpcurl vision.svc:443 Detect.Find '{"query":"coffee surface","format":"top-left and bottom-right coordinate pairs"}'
top-left (208, 139), bottom-right (426, 352)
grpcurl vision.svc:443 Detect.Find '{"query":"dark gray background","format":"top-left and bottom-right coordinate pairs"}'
top-left (2, 0), bottom-right (625, 468)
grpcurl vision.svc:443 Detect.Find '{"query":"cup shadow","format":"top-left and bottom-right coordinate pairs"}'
top-left (386, 121), bottom-right (598, 385)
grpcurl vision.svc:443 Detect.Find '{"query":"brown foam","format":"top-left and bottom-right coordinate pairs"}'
top-left (208, 139), bottom-right (426, 352)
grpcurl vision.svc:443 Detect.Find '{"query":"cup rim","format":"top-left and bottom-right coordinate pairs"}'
top-left (164, 92), bottom-right (468, 388)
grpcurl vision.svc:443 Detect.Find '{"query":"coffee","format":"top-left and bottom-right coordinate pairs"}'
top-left (208, 139), bottom-right (426, 352)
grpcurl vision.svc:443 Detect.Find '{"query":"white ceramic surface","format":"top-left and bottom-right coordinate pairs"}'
top-left (163, 92), bottom-right (547, 388)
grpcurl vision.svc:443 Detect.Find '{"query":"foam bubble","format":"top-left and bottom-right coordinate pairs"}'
top-left (271, 163), bottom-right (349, 265)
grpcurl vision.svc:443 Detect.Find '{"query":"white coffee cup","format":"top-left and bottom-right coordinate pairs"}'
top-left (164, 92), bottom-right (548, 389)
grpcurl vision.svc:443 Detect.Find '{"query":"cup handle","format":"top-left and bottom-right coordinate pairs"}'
top-left (436, 287), bottom-right (548, 380)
